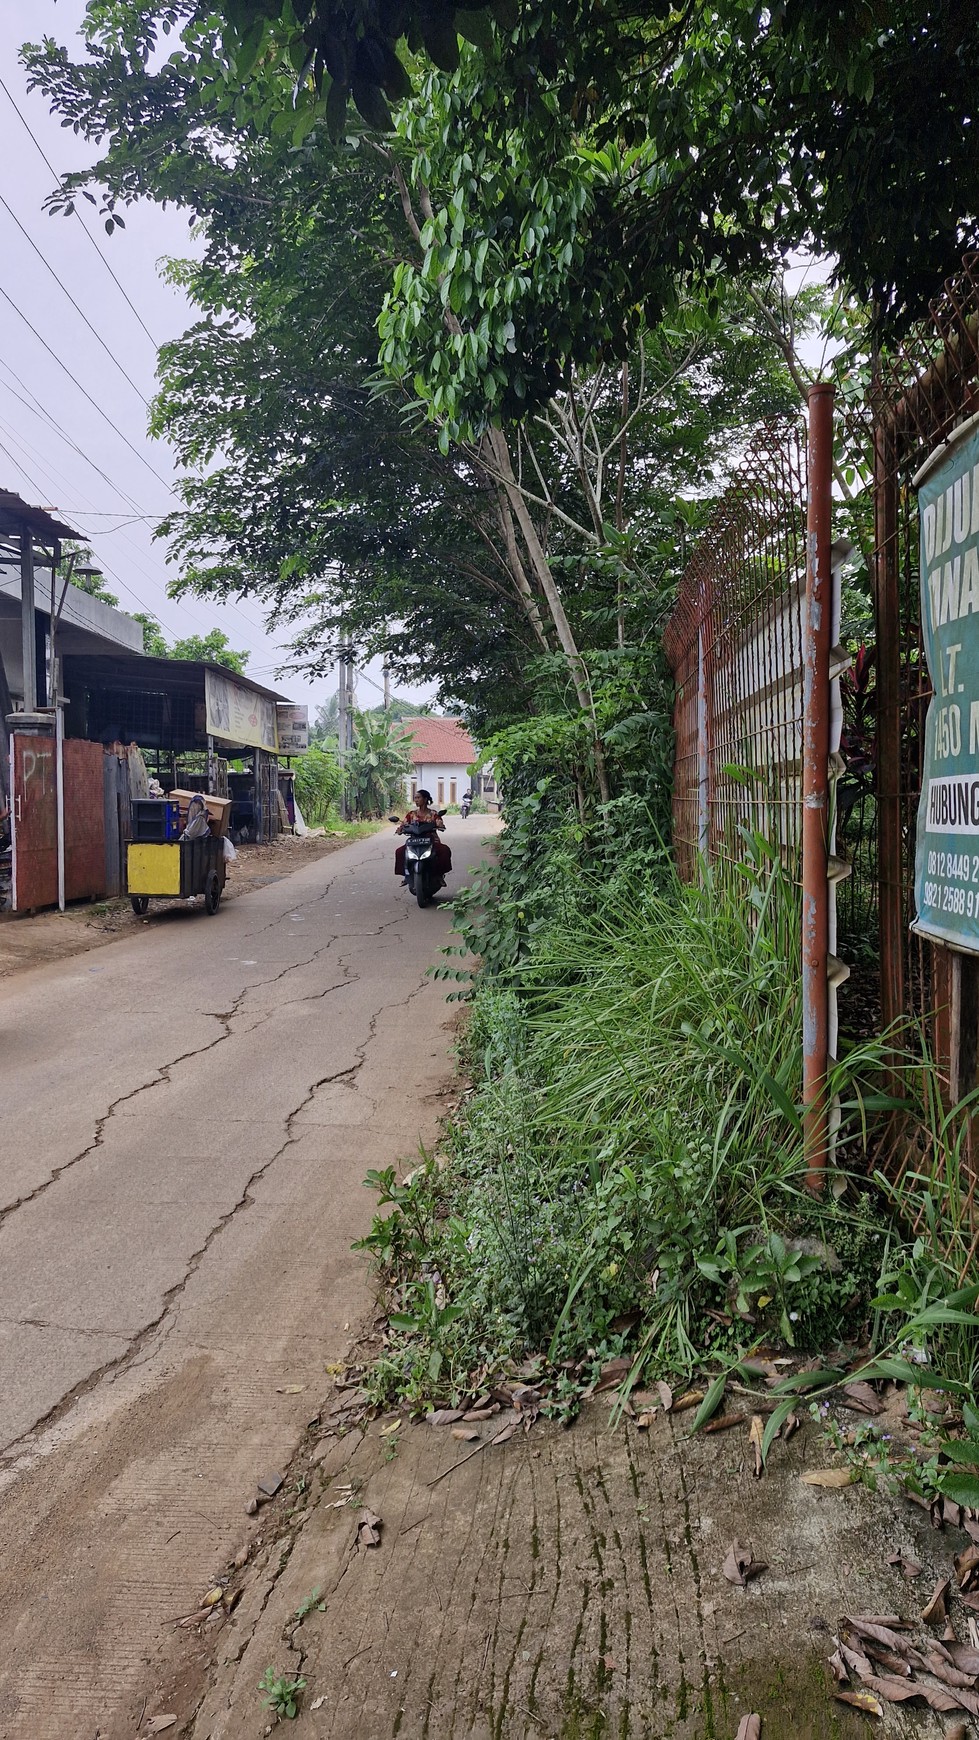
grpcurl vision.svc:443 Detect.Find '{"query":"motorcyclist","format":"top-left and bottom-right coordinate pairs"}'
top-left (394, 790), bottom-right (452, 885)
top-left (460, 789), bottom-right (473, 819)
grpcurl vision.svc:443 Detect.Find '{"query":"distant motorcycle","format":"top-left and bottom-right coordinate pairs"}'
top-left (460, 793), bottom-right (472, 820)
top-left (390, 812), bottom-right (448, 907)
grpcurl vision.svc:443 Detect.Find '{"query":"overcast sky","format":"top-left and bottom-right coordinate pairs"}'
top-left (0, 0), bottom-right (429, 719)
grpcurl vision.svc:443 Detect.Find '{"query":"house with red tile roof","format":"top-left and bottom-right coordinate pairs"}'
top-left (397, 716), bottom-right (494, 809)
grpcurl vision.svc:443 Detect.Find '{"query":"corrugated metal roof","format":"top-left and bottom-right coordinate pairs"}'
top-left (0, 489), bottom-right (80, 544)
top-left (397, 716), bottom-right (477, 765)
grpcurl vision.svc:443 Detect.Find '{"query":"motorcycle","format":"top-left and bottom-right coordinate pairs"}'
top-left (460, 794), bottom-right (472, 819)
top-left (390, 812), bottom-right (448, 907)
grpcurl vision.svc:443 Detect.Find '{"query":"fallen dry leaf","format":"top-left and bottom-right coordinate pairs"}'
top-left (657, 1380), bottom-right (674, 1412)
top-left (921, 1576), bottom-right (951, 1625)
top-left (886, 1551), bottom-right (923, 1581)
top-left (462, 1406), bottom-right (498, 1421)
top-left (490, 1421), bottom-right (516, 1446)
top-left (276, 1383), bottom-right (306, 1395)
top-left (594, 1357), bottom-right (632, 1392)
top-left (780, 1411), bottom-right (801, 1441)
top-left (945, 1641), bottom-right (979, 1674)
top-left (946, 1724), bottom-right (969, 1740)
top-left (921, 1647), bottom-right (977, 1689)
top-left (842, 1380), bottom-right (882, 1414)
top-left (379, 1419), bottom-right (402, 1436)
top-left (834, 1689), bottom-right (884, 1716)
top-left (954, 1544), bottom-right (979, 1588)
top-left (636, 1410), bottom-right (657, 1429)
top-left (801, 1467), bottom-right (855, 1488)
top-left (427, 1408), bottom-right (464, 1427)
top-left (735, 1717), bottom-right (761, 1739)
top-left (672, 1389), bottom-right (706, 1413)
top-left (703, 1412), bottom-right (744, 1435)
top-left (749, 1415), bottom-right (765, 1479)
top-left (721, 1541), bottom-right (767, 1587)
top-left (202, 1587), bottom-right (224, 1608)
top-left (838, 1639), bottom-right (874, 1679)
top-left (144, 1721), bottom-right (178, 1736)
top-left (861, 1674), bottom-right (921, 1704)
top-left (451, 1427), bottom-right (479, 1442)
top-left (357, 1509), bottom-right (382, 1548)
top-left (827, 1648), bottom-right (849, 1684)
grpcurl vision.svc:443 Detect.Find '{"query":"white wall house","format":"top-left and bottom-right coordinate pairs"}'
top-left (398, 716), bottom-right (477, 809)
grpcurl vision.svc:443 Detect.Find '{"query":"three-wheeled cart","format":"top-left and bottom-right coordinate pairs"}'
top-left (127, 836), bottom-right (227, 916)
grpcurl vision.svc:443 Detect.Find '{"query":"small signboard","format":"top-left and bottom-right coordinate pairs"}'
top-left (913, 416), bottom-right (979, 952)
top-left (276, 704), bottom-right (309, 755)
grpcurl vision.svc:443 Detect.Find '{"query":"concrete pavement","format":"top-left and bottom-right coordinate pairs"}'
top-left (0, 815), bottom-right (499, 1738)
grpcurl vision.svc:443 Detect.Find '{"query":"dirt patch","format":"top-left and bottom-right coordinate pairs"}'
top-left (0, 831), bottom-right (378, 981)
top-left (126, 1374), bottom-right (964, 1740)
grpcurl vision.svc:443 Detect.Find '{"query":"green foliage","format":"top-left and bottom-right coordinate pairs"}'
top-left (258, 1667), bottom-right (306, 1719)
top-left (133, 613), bottom-right (170, 656)
top-left (293, 742), bottom-right (343, 825)
top-left (64, 543), bottom-right (119, 607)
top-left (294, 1588), bottom-right (326, 1623)
top-left (170, 628), bottom-right (249, 672)
top-left (366, 833), bottom-right (894, 1404)
top-left (129, 614), bottom-right (249, 670)
top-left (344, 709), bottom-right (412, 818)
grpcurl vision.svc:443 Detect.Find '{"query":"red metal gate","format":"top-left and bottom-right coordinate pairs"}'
top-left (63, 738), bottom-right (106, 901)
top-left (10, 733), bottom-right (57, 912)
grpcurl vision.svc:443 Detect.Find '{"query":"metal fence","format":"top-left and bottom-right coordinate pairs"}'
top-left (663, 421), bottom-right (810, 878)
top-left (663, 400), bottom-right (847, 1181)
top-left (873, 256), bottom-right (979, 1113)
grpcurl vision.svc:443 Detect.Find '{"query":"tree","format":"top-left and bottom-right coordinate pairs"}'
top-left (133, 612), bottom-right (170, 656)
top-left (130, 614), bottom-right (249, 671)
top-left (345, 709), bottom-right (412, 818)
top-left (27, 0), bottom-right (979, 355)
top-left (63, 541), bottom-right (118, 607)
top-left (171, 629), bottom-right (249, 672)
top-left (293, 740), bottom-right (343, 823)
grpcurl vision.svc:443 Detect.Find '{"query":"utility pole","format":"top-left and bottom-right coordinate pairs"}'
top-left (383, 663), bottom-right (391, 711)
top-left (336, 641), bottom-right (348, 820)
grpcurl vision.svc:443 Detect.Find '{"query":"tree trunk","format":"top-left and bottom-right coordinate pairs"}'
top-left (483, 427), bottom-right (611, 805)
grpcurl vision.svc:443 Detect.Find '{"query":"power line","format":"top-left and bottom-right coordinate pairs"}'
top-left (0, 413), bottom-right (260, 643)
top-left (0, 73), bottom-right (159, 349)
top-left (0, 359), bottom-right (150, 518)
top-left (0, 189), bottom-right (152, 410)
top-left (0, 281), bottom-right (175, 494)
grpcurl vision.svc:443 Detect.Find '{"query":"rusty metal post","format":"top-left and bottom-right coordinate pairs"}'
top-left (872, 414), bottom-right (905, 1049)
top-left (803, 384), bottom-right (834, 1190)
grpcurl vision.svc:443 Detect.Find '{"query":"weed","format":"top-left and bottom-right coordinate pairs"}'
top-left (294, 1587), bottom-right (326, 1623)
top-left (258, 1666), bottom-right (306, 1719)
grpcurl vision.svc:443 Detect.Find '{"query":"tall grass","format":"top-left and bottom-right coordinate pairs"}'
top-left (417, 840), bottom-right (894, 1385)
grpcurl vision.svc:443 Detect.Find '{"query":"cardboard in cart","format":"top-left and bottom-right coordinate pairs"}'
top-left (169, 789), bottom-right (232, 837)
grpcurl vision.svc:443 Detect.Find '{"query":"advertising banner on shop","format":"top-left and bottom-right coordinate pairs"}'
top-left (204, 668), bottom-right (278, 753)
top-left (913, 417), bottom-right (979, 951)
top-left (276, 704), bottom-right (309, 754)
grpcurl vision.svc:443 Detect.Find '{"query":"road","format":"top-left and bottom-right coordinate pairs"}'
top-left (0, 816), bottom-right (498, 1739)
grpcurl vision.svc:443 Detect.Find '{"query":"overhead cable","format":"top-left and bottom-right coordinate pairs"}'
top-left (0, 73), bottom-right (159, 349)
top-left (0, 281), bottom-right (175, 494)
top-left (0, 188), bottom-right (153, 409)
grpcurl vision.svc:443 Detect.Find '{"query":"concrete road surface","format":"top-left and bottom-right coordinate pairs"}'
top-left (0, 816), bottom-right (499, 1739)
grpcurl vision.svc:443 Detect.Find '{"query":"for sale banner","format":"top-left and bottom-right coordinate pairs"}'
top-left (913, 418), bottom-right (979, 951)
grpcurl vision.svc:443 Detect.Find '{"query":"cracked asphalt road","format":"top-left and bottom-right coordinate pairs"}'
top-left (0, 816), bottom-right (500, 1739)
